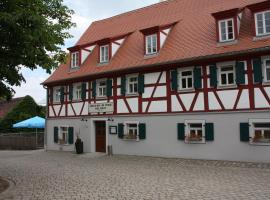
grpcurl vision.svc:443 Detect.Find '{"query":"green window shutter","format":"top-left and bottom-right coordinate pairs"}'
top-left (106, 79), bottom-right (112, 97)
top-left (138, 74), bottom-right (145, 94)
top-left (205, 123), bottom-right (214, 141)
top-left (240, 123), bottom-right (250, 142)
top-left (54, 127), bottom-right (58, 143)
top-left (139, 123), bottom-right (146, 140)
top-left (81, 82), bottom-right (87, 100)
top-left (209, 64), bottom-right (217, 87)
top-left (68, 127), bottom-right (74, 144)
top-left (50, 88), bottom-right (53, 103)
top-left (121, 76), bottom-right (126, 95)
top-left (60, 86), bottom-right (65, 103)
top-left (92, 80), bottom-right (96, 98)
top-left (69, 85), bottom-right (73, 101)
top-left (171, 70), bottom-right (178, 91)
top-left (194, 66), bottom-right (202, 89)
top-left (253, 58), bottom-right (263, 83)
top-left (118, 123), bottom-right (124, 139)
top-left (177, 123), bottom-right (185, 140)
top-left (235, 61), bottom-right (245, 85)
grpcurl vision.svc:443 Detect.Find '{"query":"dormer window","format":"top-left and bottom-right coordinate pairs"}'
top-left (71, 52), bottom-right (79, 68)
top-left (100, 45), bottom-right (109, 63)
top-left (145, 34), bottom-right (158, 55)
top-left (255, 10), bottom-right (270, 36)
top-left (218, 18), bottom-right (235, 42)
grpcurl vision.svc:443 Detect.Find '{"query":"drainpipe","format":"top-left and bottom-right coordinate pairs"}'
top-left (43, 85), bottom-right (48, 151)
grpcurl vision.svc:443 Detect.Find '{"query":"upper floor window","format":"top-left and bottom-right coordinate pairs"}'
top-left (97, 79), bottom-right (107, 98)
top-left (178, 68), bottom-right (193, 90)
top-left (71, 52), bottom-right (79, 68)
top-left (255, 10), bottom-right (270, 36)
top-left (218, 62), bottom-right (235, 87)
top-left (73, 84), bottom-right (82, 100)
top-left (263, 57), bottom-right (270, 82)
top-left (146, 34), bottom-right (158, 55)
top-left (100, 45), bottom-right (109, 63)
top-left (218, 18), bottom-right (235, 42)
top-left (54, 87), bottom-right (61, 102)
top-left (127, 75), bottom-right (138, 95)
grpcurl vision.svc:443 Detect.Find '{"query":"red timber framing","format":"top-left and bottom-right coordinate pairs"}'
top-left (47, 54), bottom-right (270, 119)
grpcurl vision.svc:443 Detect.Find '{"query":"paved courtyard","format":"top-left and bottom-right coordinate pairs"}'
top-left (0, 150), bottom-right (270, 200)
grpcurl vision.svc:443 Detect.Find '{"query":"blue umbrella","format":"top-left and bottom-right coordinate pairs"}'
top-left (13, 116), bottom-right (45, 129)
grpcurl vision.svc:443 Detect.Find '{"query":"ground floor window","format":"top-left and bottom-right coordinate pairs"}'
top-left (252, 123), bottom-right (270, 143)
top-left (54, 126), bottom-right (74, 145)
top-left (59, 127), bottom-right (68, 145)
top-left (185, 120), bottom-right (205, 143)
top-left (124, 122), bottom-right (138, 140)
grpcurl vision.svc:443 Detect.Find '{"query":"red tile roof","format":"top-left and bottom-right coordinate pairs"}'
top-left (43, 0), bottom-right (270, 85)
top-left (0, 97), bottom-right (24, 119)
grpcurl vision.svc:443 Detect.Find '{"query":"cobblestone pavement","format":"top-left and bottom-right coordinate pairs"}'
top-left (0, 150), bottom-right (270, 200)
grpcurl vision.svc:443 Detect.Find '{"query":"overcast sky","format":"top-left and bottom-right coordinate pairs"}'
top-left (13, 0), bottom-right (158, 105)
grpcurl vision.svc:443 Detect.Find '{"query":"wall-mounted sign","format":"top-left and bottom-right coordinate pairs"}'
top-left (89, 102), bottom-right (114, 113)
top-left (109, 126), bottom-right (117, 135)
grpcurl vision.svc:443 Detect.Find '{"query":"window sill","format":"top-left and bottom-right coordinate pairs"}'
top-left (57, 143), bottom-right (72, 146)
top-left (217, 40), bottom-right (238, 47)
top-left (71, 99), bottom-right (82, 103)
top-left (95, 96), bottom-right (107, 100)
top-left (253, 34), bottom-right (270, 41)
top-left (97, 62), bottom-right (109, 67)
top-left (249, 142), bottom-right (270, 146)
top-left (185, 141), bottom-right (206, 144)
top-left (126, 93), bottom-right (139, 97)
top-left (262, 81), bottom-right (270, 86)
top-left (178, 88), bottom-right (195, 93)
top-left (122, 138), bottom-right (139, 142)
top-left (144, 53), bottom-right (158, 59)
top-left (217, 84), bottom-right (237, 90)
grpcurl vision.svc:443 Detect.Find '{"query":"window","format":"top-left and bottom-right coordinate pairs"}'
top-left (146, 34), bottom-right (158, 55)
top-left (97, 80), bottom-right (106, 97)
top-left (185, 120), bottom-right (205, 143)
top-left (218, 63), bottom-right (235, 86)
top-left (263, 57), bottom-right (270, 82)
top-left (71, 52), bottom-right (79, 68)
top-left (255, 10), bottom-right (270, 36)
top-left (178, 69), bottom-right (193, 90)
top-left (127, 75), bottom-right (138, 94)
top-left (100, 45), bottom-right (109, 63)
top-left (59, 127), bottom-right (68, 145)
top-left (218, 18), bottom-right (235, 42)
top-left (252, 123), bottom-right (270, 144)
top-left (54, 87), bottom-right (61, 102)
top-left (124, 122), bottom-right (138, 140)
top-left (73, 84), bottom-right (82, 100)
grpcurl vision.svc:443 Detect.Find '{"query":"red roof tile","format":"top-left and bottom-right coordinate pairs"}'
top-left (43, 0), bottom-right (270, 85)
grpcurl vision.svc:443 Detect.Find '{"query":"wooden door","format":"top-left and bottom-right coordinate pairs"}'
top-left (95, 121), bottom-right (106, 152)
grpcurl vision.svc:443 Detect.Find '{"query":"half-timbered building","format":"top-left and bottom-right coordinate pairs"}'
top-left (43, 0), bottom-right (270, 162)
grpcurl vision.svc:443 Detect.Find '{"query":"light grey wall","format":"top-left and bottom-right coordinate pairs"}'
top-left (46, 111), bottom-right (270, 163)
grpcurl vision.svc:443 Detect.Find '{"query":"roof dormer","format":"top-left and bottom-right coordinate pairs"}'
top-left (212, 8), bottom-right (242, 44)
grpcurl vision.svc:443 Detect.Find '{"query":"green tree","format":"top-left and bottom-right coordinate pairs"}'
top-left (0, 0), bottom-right (75, 100)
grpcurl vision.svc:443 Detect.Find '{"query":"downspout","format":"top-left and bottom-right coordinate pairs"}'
top-left (43, 85), bottom-right (48, 151)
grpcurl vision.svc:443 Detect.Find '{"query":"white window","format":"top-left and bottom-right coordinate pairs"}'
top-left (71, 52), bottom-right (79, 68)
top-left (146, 34), bottom-right (158, 55)
top-left (218, 18), bottom-right (235, 42)
top-left (185, 120), bottom-right (205, 144)
top-left (252, 123), bottom-right (270, 144)
top-left (124, 122), bottom-right (139, 140)
top-left (255, 10), bottom-right (270, 36)
top-left (73, 83), bottom-right (82, 100)
top-left (218, 62), bottom-right (235, 86)
top-left (127, 75), bottom-right (138, 94)
top-left (178, 68), bottom-right (193, 90)
top-left (262, 57), bottom-right (270, 82)
top-left (100, 45), bottom-right (109, 63)
top-left (59, 127), bottom-right (68, 145)
top-left (97, 79), bottom-right (107, 97)
top-left (54, 87), bottom-right (61, 102)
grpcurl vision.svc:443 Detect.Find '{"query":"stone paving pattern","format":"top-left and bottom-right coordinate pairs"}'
top-left (0, 150), bottom-right (270, 200)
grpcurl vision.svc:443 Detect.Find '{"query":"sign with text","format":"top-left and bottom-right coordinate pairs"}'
top-left (89, 102), bottom-right (114, 113)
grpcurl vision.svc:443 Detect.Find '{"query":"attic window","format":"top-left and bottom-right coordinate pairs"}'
top-left (100, 45), bottom-right (109, 63)
top-left (218, 18), bottom-right (235, 42)
top-left (255, 10), bottom-right (270, 36)
top-left (145, 34), bottom-right (158, 55)
top-left (71, 52), bottom-right (79, 68)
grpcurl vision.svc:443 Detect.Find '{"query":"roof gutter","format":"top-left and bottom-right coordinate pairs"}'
top-left (43, 46), bottom-right (270, 86)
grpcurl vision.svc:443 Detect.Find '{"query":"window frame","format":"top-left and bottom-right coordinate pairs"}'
top-left (249, 119), bottom-right (270, 145)
top-left (73, 83), bottom-right (82, 101)
top-left (126, 74), bottom-right (139, 95)
top-left (184, 120), bottom-right (206, 144)
top-left (178, 67), bottom-right (194, 91)
top-left (96, 79), bottom-right (107, 98)
top-left (53, 87), bottom-right (61, 103)
top-left (255, 10), bottom-right (270, 37)
top-left (262, 56), bottom-right (270, 83)
top-left (58, 126), bottom-right (69, 145)
top-left (71, 52), bottom-right (80, 68)
top-left (124, 121), bottom-right (139, 141)
top-left (217, 61), bottom-right (236, 87)
top-left (145, 34), bottom-right (158, 55)
top-left (218, 18), bottom-right (235, 42)
top-left (100, 45), bottom-right (109, 63)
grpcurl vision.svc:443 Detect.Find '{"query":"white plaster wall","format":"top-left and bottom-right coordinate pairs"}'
top-left (171, 95), bottom-right (183, 112)
top-left (148, 100), bottom-right (167, 112)
top-left (254, 88), bottom-right (269, 108)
